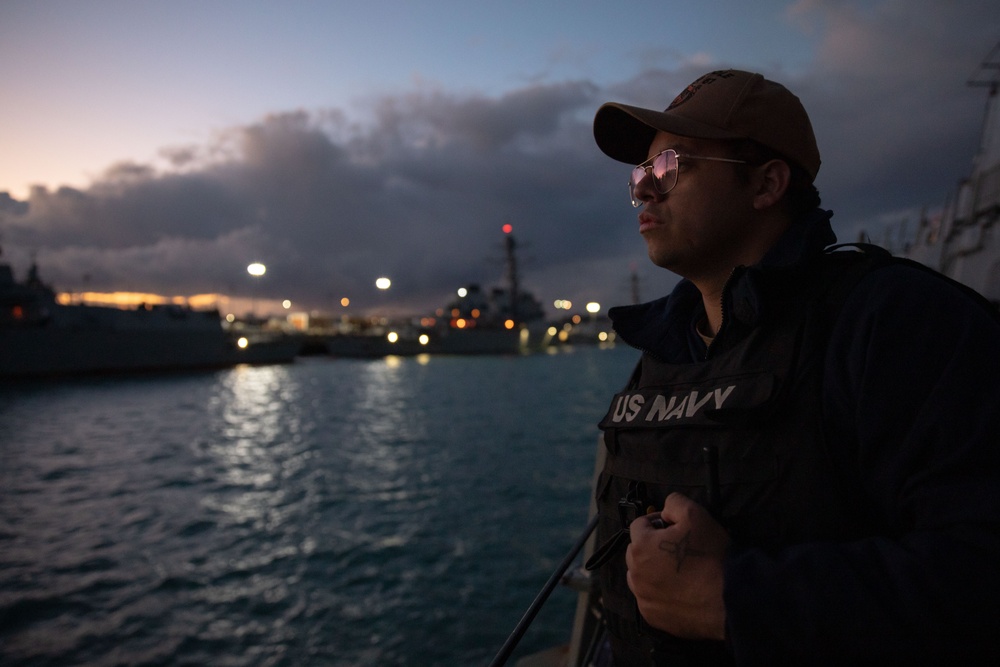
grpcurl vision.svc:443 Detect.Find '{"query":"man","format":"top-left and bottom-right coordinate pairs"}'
top-left (586, 69), bottom-right (1000, 665)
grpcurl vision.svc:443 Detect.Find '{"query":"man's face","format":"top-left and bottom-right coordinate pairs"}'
top-left (632, 131), bottom-right (757, 284)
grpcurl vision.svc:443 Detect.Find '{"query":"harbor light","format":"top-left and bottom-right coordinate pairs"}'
top-left (387, 331), bottom-right (399, 343)
top-left (282, 300), bottom-right (291, 309)
top-left (376, 277), bottom-right (391, 290)
top-left (586, 302), bottom-right (601, 314)
top-left (237, 336), bottom-right (249, 349)
top-left (247, 263), bottom-right (266, 317)
top-left (457, 287), bottom-right (468, 297)
top-left (419, 334), bottom-right (430, 345)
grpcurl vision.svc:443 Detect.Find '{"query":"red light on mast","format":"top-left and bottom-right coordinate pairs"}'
top-left (502, 224), bottom-right (513, 234)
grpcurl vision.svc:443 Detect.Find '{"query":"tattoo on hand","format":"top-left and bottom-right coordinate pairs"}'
top-left (658, 530), bottom-right (707, 572)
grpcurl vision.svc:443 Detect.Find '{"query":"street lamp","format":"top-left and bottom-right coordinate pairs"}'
top-left (247, 262), bottom-right (266, 318)
top-left (586, 302), bottom-right (601, 341)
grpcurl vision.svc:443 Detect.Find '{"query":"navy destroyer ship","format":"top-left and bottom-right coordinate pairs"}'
top-left (0, 254), bottom-right (299, 379)
top-left (325, 225), bottom-right (548, 357)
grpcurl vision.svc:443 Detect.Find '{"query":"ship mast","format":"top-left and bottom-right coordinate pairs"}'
top-left (967, 41), bottom-right (999, 185)
top-left (968, 41), bottom-right (999, 92)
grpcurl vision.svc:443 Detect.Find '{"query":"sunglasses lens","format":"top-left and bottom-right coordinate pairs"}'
top-left (629, 167), bottom-right (643, 207)
top-left (629, 150), bottom-right (678, 206)
top-left (629, 167), bottom-right (645, 189)
top-left (650, 151), bottom-right (676, 189)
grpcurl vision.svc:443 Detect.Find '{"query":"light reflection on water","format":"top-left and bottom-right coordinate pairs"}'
top-left (0, 347), bottom-right (639, 666)
top-left (203, 365), bottom-right (302, 524)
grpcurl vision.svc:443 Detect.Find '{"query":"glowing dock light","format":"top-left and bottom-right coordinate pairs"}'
top-left (376, 277), bottom-right (392, 290)
top-left (418, 334), bottom-right (430, 345)
top-left (237, 336), bottom-right (249, 349)
top-left (247, 263), bottom-right (266, 317)
top-left (586, 302), bottom-right (601, 314)
top-left (387, 331), bottom-right (399, 343)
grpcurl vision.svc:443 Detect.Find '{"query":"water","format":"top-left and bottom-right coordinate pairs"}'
top-left (0, 345), bottom-right (638, 666)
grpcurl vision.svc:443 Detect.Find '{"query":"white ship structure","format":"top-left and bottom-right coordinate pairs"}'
top-left (882, 43), bottom-right (1000, 305)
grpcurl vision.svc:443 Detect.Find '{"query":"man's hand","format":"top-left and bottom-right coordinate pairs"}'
top-left (625, 492), bottom-right (730, 640)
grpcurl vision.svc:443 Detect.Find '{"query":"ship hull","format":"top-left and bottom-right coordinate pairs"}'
top-left (324, 324), bottom-right (546, 358)
top-left (0, 307), bottom-right (299, 379)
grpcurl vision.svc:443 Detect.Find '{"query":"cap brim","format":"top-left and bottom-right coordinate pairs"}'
top-left (593, 102), bottom-right (744, 165)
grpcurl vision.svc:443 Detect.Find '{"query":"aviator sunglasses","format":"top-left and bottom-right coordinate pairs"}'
top-left (629, 149), bottom-right (747, 207)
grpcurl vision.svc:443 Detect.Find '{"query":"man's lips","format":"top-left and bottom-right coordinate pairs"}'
top-left (638, 213), bottom-right (659, 233)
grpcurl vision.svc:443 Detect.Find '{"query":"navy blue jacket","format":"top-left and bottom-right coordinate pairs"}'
top-left (610, 209), bottom-right (1000, 665)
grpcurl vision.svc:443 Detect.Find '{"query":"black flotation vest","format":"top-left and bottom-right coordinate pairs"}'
top-left (586, 247), bottom-right (894, 666)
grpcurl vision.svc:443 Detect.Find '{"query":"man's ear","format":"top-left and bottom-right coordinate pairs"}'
top-left (752, 159), bottom-right (791, 211)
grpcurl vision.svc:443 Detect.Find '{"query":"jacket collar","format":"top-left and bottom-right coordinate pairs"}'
top-left (609, 208), bottom-right (837, 361)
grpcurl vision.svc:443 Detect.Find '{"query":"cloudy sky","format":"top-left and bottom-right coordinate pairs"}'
top-left (1, 0), bottom-right (997, 317)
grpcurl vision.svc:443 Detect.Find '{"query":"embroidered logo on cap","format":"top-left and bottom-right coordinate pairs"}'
top-left (667, 70), bottom-right (736, 109)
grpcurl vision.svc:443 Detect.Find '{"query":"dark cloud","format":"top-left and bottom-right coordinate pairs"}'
top-left (1, 1), bottom-right (996, 317)
top-left (0, 80), bottom-right (642, 314)
top-left (0, 191), bottom-right (29, 216)
top-left (786, 0), bottom-right (999, 237)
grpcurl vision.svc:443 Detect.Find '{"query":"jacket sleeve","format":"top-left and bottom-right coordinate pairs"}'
top-left (723, 263), bottom-right (1000, 665)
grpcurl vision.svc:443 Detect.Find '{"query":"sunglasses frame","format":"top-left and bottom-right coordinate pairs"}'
top-left (630, 149), bottom-right (747, 207)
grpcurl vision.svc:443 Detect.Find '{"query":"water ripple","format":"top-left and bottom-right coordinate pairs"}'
top-left (0, 347), bottom-right (638, 666)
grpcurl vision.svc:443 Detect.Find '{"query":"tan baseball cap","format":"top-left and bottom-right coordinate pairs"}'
top-left (593, 69), bottom-right (821, 181)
